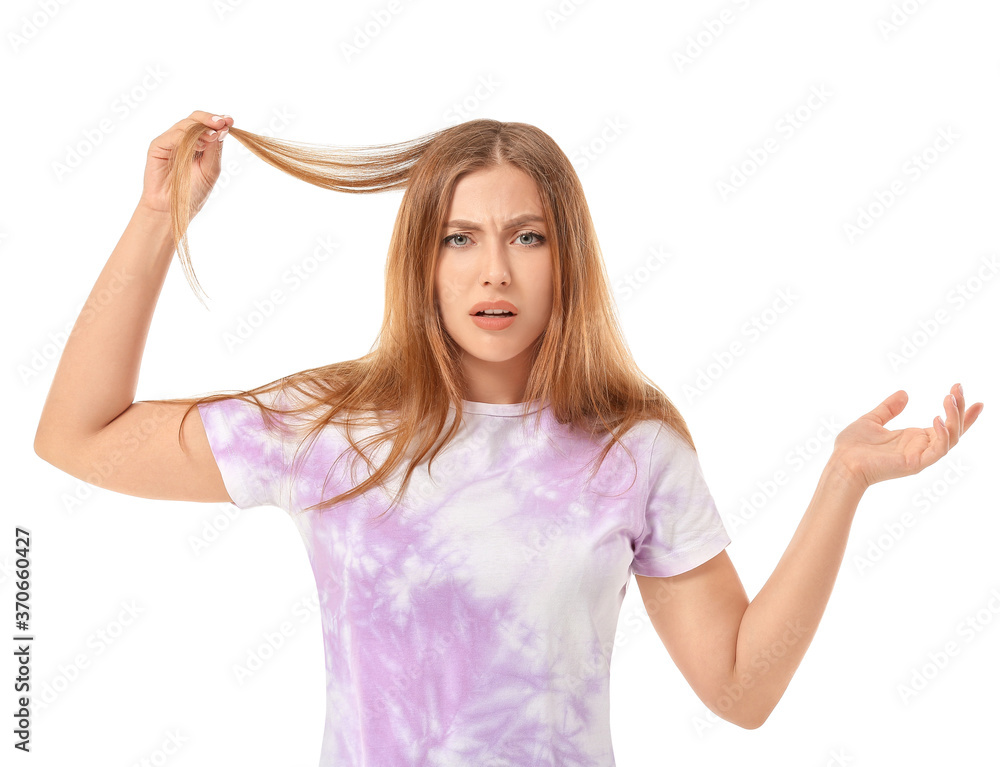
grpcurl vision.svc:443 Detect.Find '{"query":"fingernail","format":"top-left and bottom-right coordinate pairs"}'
top-left (951, 394), bottom-right (958, 408)
top-left (212, 115), bottom-right (224, 123)
top-left (218, 129), bottom-right (229, 141)
top-left (957, 383), bottom-right (963, 396)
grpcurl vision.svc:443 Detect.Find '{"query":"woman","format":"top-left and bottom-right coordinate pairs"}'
top-left (34, 111), bottom-right (983, 766)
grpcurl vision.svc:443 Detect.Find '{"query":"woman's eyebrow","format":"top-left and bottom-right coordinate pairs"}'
top-left (444, 215), bottom-right (545, 231)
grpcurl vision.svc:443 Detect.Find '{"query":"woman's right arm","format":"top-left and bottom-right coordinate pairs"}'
top-left (33, 111), bottom-right (237, 504)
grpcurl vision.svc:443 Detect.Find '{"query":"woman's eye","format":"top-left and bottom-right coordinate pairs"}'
top-left (443, 231), bottom-right (546, 248)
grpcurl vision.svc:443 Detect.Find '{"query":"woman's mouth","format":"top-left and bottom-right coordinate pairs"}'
top-left (471, 313), bottom-right (516, 330)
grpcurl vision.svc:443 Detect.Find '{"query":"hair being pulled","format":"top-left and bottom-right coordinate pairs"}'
top-left (167, 122), bottom-right (439, 308)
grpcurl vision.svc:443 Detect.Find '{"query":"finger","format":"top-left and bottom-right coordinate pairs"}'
top-left (961, 401), bottom-right (984, 435)
top-left (951, 382), bottom-right (965, 408)
top-left (161, 114), bottom-right (226, 145)
top-left (943, 392), bottom-right (960, 447)
top-left (186, 110), bottom-right (232, 130)
top-left (950, 383), bottom-right (965, 435)
top-left (198, 126), bottom-right (224, 145)
top-left (925, 414), bottom-right (951, 466)
top-left (165, 113), bottom-right (232, 147)
top-left (151, 114), bottom-right (230, 159)
top-left (202, 128), bottom-right (227, 171)
top-left (190, 124), bottom-right (229, 165)
top-left (865, 389), bottom-right (907, 427)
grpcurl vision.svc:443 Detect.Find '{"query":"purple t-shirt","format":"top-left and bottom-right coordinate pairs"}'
top-left (198, 389), bottom-right (730, 766)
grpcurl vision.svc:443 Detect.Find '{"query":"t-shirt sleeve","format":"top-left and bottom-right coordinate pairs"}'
top-left (197, 388), bottom-right (293, 511)
top-left (631, 423), bottom-right (731, 577)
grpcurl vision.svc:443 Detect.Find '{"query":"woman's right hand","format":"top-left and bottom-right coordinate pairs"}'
top-left (138, 110), bottom-right (234, 217)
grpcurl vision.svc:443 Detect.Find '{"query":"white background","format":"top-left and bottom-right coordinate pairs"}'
top-left (4, 0), bottom-right (998, 765)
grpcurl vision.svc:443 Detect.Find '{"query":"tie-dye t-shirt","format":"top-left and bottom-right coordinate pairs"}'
top-left (197, 388), bottom-right (730, 766)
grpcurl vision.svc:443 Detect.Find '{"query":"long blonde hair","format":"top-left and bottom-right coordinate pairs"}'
top-left (155, 118), bottom-right (697, 516)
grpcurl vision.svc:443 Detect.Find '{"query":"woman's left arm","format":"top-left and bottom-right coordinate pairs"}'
top-left (635, 383), bottom-right (984, 728)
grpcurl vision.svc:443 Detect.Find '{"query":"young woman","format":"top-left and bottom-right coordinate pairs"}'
top-left (34, 110), bottom-right (982, 766)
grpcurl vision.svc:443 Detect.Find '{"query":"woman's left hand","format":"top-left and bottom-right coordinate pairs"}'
top-left (832, 383), bottom-right (984, 491)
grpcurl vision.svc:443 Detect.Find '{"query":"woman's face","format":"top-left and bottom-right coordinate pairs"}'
top-left (434, 164), bottom-right (553, 401)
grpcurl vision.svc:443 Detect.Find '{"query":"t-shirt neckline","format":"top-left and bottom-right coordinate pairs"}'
top-left (451, 398), bottom-right (550, 416)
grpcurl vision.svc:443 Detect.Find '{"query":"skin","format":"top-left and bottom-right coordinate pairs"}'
top-left (434, 164), bottom-right (553, 404)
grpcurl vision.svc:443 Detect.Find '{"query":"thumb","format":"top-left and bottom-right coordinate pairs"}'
top-left (863, 389), bottom-right (907, 427)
